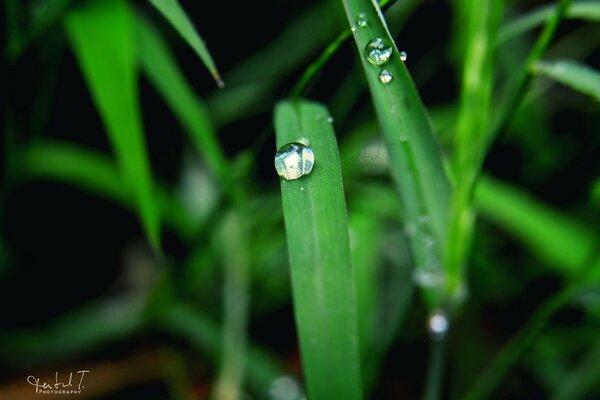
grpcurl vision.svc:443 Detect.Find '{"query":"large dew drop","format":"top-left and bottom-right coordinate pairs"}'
top-left (274, 143), bottom-right (315, 181)
top-left (365, 38), bottom-right (393, 66)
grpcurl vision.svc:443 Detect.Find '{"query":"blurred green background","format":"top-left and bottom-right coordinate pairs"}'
top-left (1, 0), bottom-right (600, 399)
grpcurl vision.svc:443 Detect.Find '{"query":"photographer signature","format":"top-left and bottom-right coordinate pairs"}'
top-left (27, 370), bottom-right (89, 393)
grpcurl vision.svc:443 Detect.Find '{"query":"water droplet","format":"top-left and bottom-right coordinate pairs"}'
top-left (378, 69), bottom-right (393, 84)
top-left (427, 310), bottom-right (449, 341)
top-left (351, 25), bottom-right (357, 33)
top-left (327, 116), bottom-right (334, 123)
top-left (400, 51), bottom-right (408, 62)
top-left (275, 143), bottom-right (315, 181)
top-left (365, 38), bottom-right (393, 66)
top-left (356, 13), bottom-right (368, 27)
top-left (300, 187), bottom-right (304, 191)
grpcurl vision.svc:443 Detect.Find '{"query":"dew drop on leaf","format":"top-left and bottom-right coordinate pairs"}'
top-left (274, 143), bottom-right (315, 181)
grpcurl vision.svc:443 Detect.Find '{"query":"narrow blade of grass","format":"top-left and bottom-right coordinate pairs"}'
top-left (475, 176), bottom-right (599, 277)
top-left (148, 0), bottom-right (224, 87)
top-left (499, 1), bottom-right (600, 44)
top-left (487, 0), bottom-right (573, 146)
top-left (65, 0), bottom-right (161, 248)
top-left (341, 0), bottom-right (451, 308)
top-left (445, 0), bottom-right (503, 297)
top-left (134, 15), bottom-right (238, 203)
top-left (275, 100), bottom-right (362, 399)
top-left (533, 59), bottom-right (600, 101)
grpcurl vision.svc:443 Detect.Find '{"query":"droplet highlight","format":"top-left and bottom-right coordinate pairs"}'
top-left (379, 69), bottom-right (393, 84)
top-left (400, 51), bottom-right (408, 62)
top-left (365, 38), bottom-right (393, 66)
top-left (274, 143), bottom-right (315, 181)
top-left (427, 310), bottom-right (449, 341)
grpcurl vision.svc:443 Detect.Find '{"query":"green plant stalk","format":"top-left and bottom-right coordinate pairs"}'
top-left (341, 0), bottom-right (451, 308)
top-left (212, 211), bottom-right (250, 400)
top-left (487, 0), bottom-right (573, 147)
top-left (422, 339), bottom-right (447, 400)
top-left (445, 0), bottom-right (502, 298)
top-left (275, 100), bottom-right (363, 400)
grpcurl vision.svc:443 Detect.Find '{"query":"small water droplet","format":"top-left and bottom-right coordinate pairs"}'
top-left (400, 51), bottom-right (408, 62)
top-left (300, 187), bottom-right (304, 191)
top-left (427, 310), bottom-right (449, 341)
top-left (274, 143), bottom-right (315, 181)
top-left (365, 38), bottom-right (393, 66)
top-left (327, 116), bottom-right (334, 123)
top-left (356, 12), bottom-right (368, 27)
top-left (351, 25), bottom-right (357, 33)
top-left (378, 69), bottom-right (393, 84)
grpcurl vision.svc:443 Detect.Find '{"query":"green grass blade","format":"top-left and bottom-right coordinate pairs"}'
top-left (148, 0), bottom-right (224, 87)
top-left (488, 0), bottom-right (573, 146)
top-left (341, 0), bottom-right (451, 308)
top-left (65, 0), bottom-right (161, 248)
top-left (134, 15), bottom-right (238, 202)
top-left (16, 141), bottom-right (193, 237)
top-left (533, 59), bottom-right (600, 101)
top-left (275, 100), bottom-right (362, 400)
top-left (445, 0), bottom-right (502, 297)
top-left (499, 1), bottom-right (600, 44)
top-left (475, 176), bottom-right (599, 275)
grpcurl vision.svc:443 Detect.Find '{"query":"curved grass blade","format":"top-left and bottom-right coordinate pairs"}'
top-left (475, 176), bottom-right (599, 277)
top-left (148, 0), bottom-right (223, 87)
top-left (533, 59), bottom-right (600, 101)
top-left (65, 0), bottom-right (161, 248)
top-left (16, 141), bottom-right (193, 237)
top-left (275, 100), bottom-right (362, 400)
top-left (499, 1), bottom-right (600, 44)
top-left (487, 0), bottom-right (573, 147)
top-left (341, 0), bottom-right (451, 308)
top-left (134, 15), bottom-right (239, 203)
